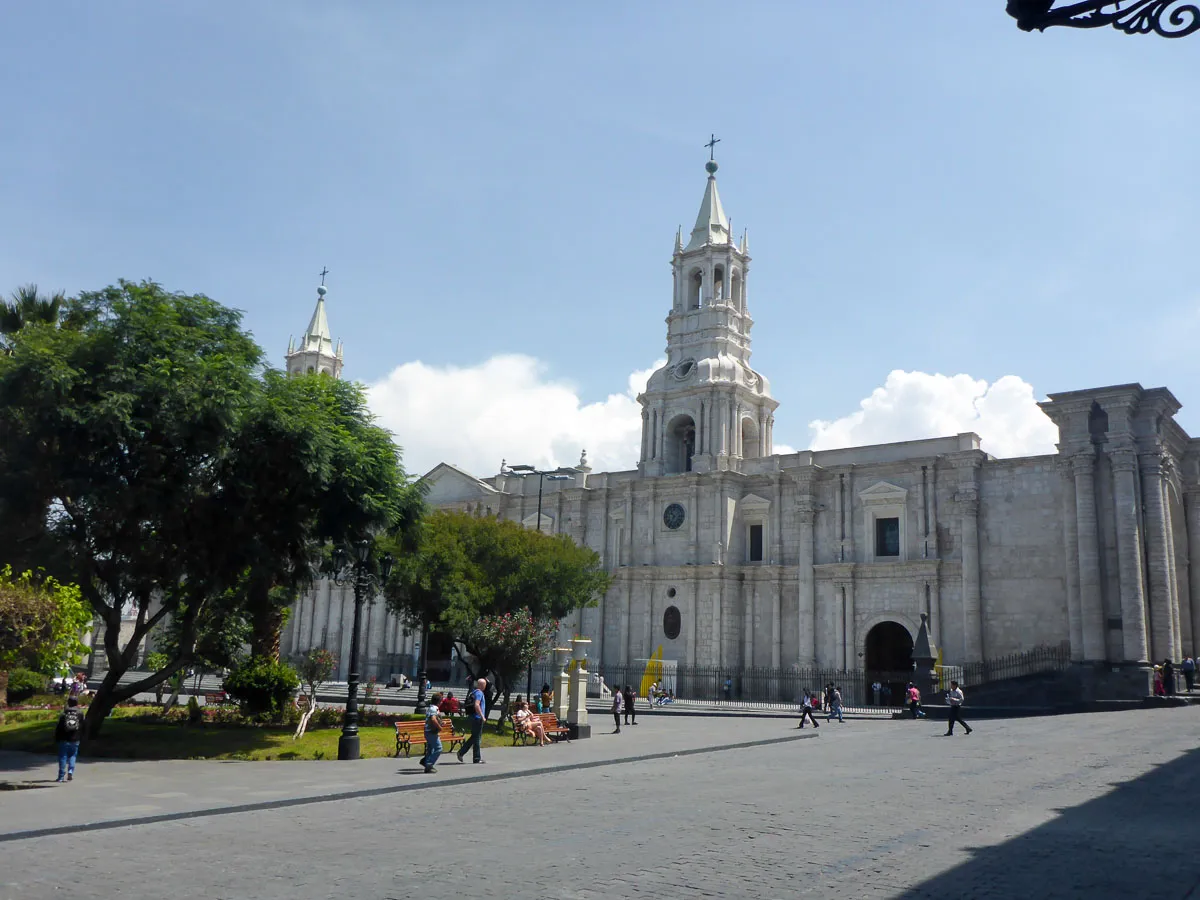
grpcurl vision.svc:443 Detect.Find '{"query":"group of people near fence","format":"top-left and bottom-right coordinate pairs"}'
top-left (797, 683), bottom-right (845, 727)
top-left (799, 680), bottom-right (973, 735)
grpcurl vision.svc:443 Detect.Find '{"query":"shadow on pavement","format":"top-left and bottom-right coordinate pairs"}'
top-left (897, 747), bottom-right (1200, 899)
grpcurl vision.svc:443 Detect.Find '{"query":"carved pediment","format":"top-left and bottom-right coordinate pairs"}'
top-left (422, 463), bottom-right (499, 505)
top-left (858, 481), bottom-right (907, 506)
top-left (740, 492), bottom-right (771, 512)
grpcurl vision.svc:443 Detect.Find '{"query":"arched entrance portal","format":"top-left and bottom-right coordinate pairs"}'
top-left (865, 621), bottom-right (914, 708)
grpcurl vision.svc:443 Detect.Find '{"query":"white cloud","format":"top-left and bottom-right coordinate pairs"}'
top-left (807, 370), bottom-right (1058, 458)
top-left (368, 360), bottom-right (1057, 479)
top-left (367, 354), bottom-right (663, 477)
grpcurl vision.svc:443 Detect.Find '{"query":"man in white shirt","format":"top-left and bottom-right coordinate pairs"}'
top-left (944, 680), bottom-right (973, 736)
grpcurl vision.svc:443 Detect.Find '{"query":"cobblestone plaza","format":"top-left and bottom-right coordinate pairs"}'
top-left (4, 708), bottom-right (1199, 899)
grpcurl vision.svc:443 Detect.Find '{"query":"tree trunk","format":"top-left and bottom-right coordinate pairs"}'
top-left (251, 602), bottom-right (285, 661)
top-left (0, 670), bottom-right (8, 723)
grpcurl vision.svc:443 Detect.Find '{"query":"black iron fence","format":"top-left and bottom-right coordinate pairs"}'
top-left (959, 642), bottom-right (1072, 686)
top-left (520, 643), bottom-right (1075, 713)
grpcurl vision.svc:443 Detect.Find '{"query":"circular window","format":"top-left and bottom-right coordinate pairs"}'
top-left (666, 587), bottom-right (677, 598)
top-left (663, 503), bottom-right (685, 530)
top-left (663, 606), bottom-right (681, 640)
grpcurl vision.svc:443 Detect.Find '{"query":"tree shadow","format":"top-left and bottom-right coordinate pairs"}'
top-left (896, 746), bottom-right (1200, 898)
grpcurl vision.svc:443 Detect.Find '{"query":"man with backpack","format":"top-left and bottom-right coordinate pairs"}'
top-left (456, 678), bottom-right (488, 764)
top-left (55, 696), bottom-right (83, 782)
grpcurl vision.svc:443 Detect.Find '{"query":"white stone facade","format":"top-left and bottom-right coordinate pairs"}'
top-left (284, 165), bottom-right (1200, 679)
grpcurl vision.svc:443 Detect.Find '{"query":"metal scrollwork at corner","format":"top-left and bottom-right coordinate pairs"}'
top-left (1008, 0), bottom-right (1200, 37)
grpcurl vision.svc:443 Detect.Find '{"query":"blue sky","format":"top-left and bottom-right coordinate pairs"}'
top-left (3, 3), bottom-right (1198, 474)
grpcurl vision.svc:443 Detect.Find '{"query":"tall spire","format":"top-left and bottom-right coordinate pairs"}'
top-left (285, 281), bottom-right (343, 379)
top-left (684, 158), bottom-right (731, 252)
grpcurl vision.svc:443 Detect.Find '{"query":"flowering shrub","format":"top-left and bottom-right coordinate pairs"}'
top-left (224, 656), bottom-right (300, 719)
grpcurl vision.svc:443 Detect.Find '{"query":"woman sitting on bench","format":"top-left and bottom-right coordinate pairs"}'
top-left (513, 699), bottom-right (549, 746)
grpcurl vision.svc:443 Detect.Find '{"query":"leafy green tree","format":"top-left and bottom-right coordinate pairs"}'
top-left (0, 280), bottom-right (412, 737)
top-left (0, 566), bottom-right (91, 714)
top-left (383, 510), bottom-right (610, 718)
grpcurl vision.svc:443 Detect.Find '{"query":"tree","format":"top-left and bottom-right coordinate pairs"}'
top-left (292, 648), bottom-right (337, 739)
top-left (0, 280), bottom-right (412, 737)
top-left (0, 567), bottom-right (91, 714)
top-left (0, 284), bottom-right (65, 354)
top-left (383, 510), bottom-right (610, 720)
top-left (457, 609), bottom-right (560, 713)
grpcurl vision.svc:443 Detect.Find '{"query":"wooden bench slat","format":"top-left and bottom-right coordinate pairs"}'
top-left (512, 712), bottom-right (570, 745)
top-left (394, 719), bottom-right (466, 758)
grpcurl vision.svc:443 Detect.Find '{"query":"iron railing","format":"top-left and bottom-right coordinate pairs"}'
top-left (519, 643), bottom-right (1075, 713)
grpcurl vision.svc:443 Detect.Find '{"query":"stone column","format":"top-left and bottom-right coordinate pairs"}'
top-left (1164, 476), bottom-right (1183, 661)
top-left (1186, 487), bottom-right (1200, 657)
top-left (1073, 453), bottom-right (1107, 661)
top-left (771, 582), bottom-right (782, 668)
top-left (956, 460), bottom-right (984, 663)
top-left (796, 487), bottom-right (817, 667)
top-left (743, 579), bottom-right (754, 667)
top-left (1141, 451), bottom-right (1176, 661)
top-left (1056, 459), bottom-right (1084, 660)
top-left (621, 579), bottom-right (632, 664)
top-left (844, 577), bottom-right (856, 670)
top-left (640, 409), bottom-right (649, 464)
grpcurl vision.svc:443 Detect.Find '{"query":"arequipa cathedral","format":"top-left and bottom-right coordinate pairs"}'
top-left (281, 157), bottom-right (1200, 699)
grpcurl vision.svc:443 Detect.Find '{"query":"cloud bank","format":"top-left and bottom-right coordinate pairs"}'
top-left (367, 359), bottom-right (1059, 478)
top-left (367, 354), bottom-right (662, 477)
top-left (808, 370), bottom-right (1058, 458)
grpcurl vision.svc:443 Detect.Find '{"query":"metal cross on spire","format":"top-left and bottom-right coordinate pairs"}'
top-left (319, 266), bottom-right (329, 286)
top-left (705, 133), bottom-right (721, 161)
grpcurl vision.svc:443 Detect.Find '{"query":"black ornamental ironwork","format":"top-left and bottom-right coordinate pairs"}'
top-left (1008, 0), bottom-right (1200, 36)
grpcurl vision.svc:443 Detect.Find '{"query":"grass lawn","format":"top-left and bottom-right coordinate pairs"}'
top-left (0, 710), bottom-right (519, 762)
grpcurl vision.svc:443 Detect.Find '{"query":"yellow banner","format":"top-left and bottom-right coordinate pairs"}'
top-left (640, 646), bottom-right (663, 697)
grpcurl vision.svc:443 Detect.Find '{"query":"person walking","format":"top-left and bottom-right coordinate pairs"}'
top-left (797, 690), bottom-right (820, 729)
top-left (944, 680), bottom-right (973, 735)
top-left (611, 685), bottom-right (624, 733)
top-left (420, 692), bottom-right (447, 773)
top-left (1163, 659), bottom-right (1176, 696)
top-left (456, 678), bottom-right (488, 764)
top-left (622, 685), bottom-right (637, 726)
top-left (1182, 656), bottom-right (1196, 693)
top-left (55, 696), bottom-right (83, 782)
top-left (906, 682), bottom-right (925, 719)
top-left (826, 686), bottom-right (844, 724)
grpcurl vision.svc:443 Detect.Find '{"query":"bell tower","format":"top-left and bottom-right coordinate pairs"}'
top-left (637, 149), bottom-right (777, 476)
top-left (285, 280), bottom-right (344, 378)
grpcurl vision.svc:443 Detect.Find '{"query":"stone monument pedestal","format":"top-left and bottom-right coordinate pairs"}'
top-left (567, 638), bottom-right (592, 739)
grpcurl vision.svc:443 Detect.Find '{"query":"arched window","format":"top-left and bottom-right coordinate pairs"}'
top-left (306, 365), bottom-right (315, 374)
top-left (713, 266), bottom-right (725, 301)
top-left (730, 270), bottom-right (743, 310)
top-left (690, 270), bottom-right (703, 308)
top-left (665, 414), bottom-right (696, 474)
top-left (741, 416), bottom-right (760, 459)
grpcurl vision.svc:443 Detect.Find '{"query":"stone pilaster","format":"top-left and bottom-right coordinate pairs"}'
top-left (1072, 452), bottom-right (1107, 661)
top-left (1109, 448), bottom-right (1149, 663)
top-left (954, 457), bottom-right (984, 663)
top-left (793, 471), bottom-right (817, 667)
top-left (1056, 459), bottom-right (1084, 661)
top-left (1186, 486), bottom-right (1200, 657)
top-left (1162, 465), bottom-right (1183, 661)
top-left (1140, 450), bottom-right (1177, 662)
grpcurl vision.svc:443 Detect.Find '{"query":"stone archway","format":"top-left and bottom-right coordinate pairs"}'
top-left (865, 621), bottom-right (914, 707)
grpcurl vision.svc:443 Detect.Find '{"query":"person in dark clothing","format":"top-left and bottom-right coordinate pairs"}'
top-left (622, 685), bottom-right (638, 725)
top-left (55, 696), bottom-right (83, 782)
top-left (1163, 659), bottom-right (1176, 696)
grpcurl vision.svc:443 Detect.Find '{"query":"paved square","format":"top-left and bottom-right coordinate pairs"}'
top-left (3, 708), bottom-right (1200, 899)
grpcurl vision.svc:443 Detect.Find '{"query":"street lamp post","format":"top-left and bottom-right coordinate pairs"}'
top-left (503, 463), bottom-right (576, 700)
top-left (414, 618), bottom-right (431, 714)
top-left (330, 539), bottom-right (394, 761)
